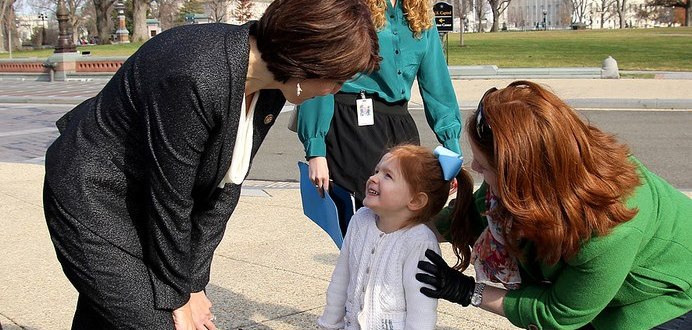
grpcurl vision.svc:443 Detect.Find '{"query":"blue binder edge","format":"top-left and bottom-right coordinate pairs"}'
top-left (298, 162), bottom-right (344, 249)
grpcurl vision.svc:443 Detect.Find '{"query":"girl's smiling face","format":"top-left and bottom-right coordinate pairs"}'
top-left (363, 153), bottom-right (415, 221)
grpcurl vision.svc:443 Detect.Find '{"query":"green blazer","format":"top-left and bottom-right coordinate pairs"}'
top-left (436, 158), bottom-right (692, 329)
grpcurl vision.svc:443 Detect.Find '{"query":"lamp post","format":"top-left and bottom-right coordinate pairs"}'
top-left (55, 0), bottom-right (76, 53)
top-left (542, 9), bottom-right (547, 31)
top-left (38, 13), bottom-right (47, 45)
top-left (114, 0), bottom-right (130, 43)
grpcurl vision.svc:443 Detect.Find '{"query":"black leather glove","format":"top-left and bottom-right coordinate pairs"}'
top-left (416, 249), bottom-right (476, 306)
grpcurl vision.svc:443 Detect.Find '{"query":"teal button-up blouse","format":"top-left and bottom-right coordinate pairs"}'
top-left (297, 1), bottom-right (461, 158)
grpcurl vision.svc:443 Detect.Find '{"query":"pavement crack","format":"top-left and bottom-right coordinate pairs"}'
top-left (214, 253), bottom-right (329, 283)
top-left (0, 312), bottom-right (27, 330)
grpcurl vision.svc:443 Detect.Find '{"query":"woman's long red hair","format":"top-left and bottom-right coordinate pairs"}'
top-left (454, 81), bottom-right (641, 266)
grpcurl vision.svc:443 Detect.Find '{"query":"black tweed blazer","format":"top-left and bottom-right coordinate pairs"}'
top-left (44, 22), bottom-right (286, 309)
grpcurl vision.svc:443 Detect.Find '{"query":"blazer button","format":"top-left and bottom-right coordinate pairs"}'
top-left (263, 114), bottom-right (274, 125)
top-left (527, 324), bottom-right (539, 330)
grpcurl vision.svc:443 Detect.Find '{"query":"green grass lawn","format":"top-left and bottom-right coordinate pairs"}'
top-left (0, 42), bottom-right (144, 59)
top-left (2, 27), bottom-right (691, 71)
top-left (446, 27), bottom-right (692, 71)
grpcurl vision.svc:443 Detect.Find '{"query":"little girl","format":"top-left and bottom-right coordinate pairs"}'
top-left (318, 144), bottom-right (462, 329)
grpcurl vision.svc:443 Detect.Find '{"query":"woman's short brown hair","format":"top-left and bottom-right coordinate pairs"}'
top-left (254, 0), bottom-right (381, 83)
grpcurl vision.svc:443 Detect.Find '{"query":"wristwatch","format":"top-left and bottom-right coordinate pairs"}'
top-left (470, 282), bottom-right (486, 307)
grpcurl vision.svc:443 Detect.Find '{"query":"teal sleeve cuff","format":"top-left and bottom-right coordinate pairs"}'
top-left (442, 138), bottom-right (461, 156)
top-left (297, 95), bottom-right (335, 158)
top-left (305, 137), bottom-right (327, 158)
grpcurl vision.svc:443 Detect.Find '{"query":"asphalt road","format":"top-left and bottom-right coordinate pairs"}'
top-left (1, 103), bottom-right (690, 189)
top-left (247, 107), bottom-right (692, 189)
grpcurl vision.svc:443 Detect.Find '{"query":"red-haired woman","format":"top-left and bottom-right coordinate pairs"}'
top-left (417, 81), bottom-right (692, 329)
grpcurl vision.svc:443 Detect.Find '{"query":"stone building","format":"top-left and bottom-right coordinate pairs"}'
top-left (496, 0), bottom-right (669, 30)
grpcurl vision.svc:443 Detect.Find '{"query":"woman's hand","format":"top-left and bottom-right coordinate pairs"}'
top-left (172, 302), bottom-right (195, 330)
top-left (308, 156), bottom-right (330, 196)
top-left (172, 292), bottom-right (217, 330)
top-left (416, 249), bottom-right (476, 306)
top-left (189, 291), bottom-right (217, 330)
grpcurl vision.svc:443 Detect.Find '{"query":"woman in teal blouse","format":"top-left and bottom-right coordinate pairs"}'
top-left (296, 0), bottom-right (461, 234)
top-left (417, 81), bottom-right (692, 329)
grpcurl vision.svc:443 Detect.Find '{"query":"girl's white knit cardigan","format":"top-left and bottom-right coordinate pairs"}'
top-left (319, 207), bottom-right (441, 330)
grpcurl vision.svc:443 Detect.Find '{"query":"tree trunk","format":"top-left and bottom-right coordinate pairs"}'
top-left (0, 0), bottom-right (15, 52)
top-left (686, 0), bottom-right (691, 27)
top-left (600, 12), bottom-right (605, 28)
top-left (1, 22), bottom-right (6, 53)
top-left (618, 0), bottom-right (626, 28)
top-left (93, 0), bottom-right (116, 44)
top-left (457, 0), bottom-right (465, 45)
top-left (68, 0), bottom-right (87, 45)
top-left (72, 20), bottom-right (80, 44)
top-left (476, 3), bottom-right (484, 32)
top-left (131, 0), bottom-right (149, 42)
top-left (491, 6), bottom-right (500, 31)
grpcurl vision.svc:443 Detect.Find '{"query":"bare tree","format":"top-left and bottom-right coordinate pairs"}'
top-left (66, 0), bottom-right (89, 45)
top-left (597, 0), bottom-right (616, 28)
top-left (648, 0), bottom-right (690, 26)
top-left (233, 0), bottom-right (252, 23)
top-left (487, 0), bottom-right (512, 31)
top-left (130, 0), bottom-right (152, 42)
top-left (635, 4), bottom-right (673, 26)
top-left (77, 0), bottom-right (104, 40)
top-left (473, 0), bottom-right (489, 32)
top-left (93, 0), bottom-right (117, 43)
top-left (571, 0), bottom-right (590, 23)
top-left (151, 0), bottom-right (183, 30)
top-left (207, 0), bottom-right (229, 22)
top-left (1, 0), bottom-right (17, 52)
top-left (614, 0), bottom-right (627, 27)
top-left (27, 0), bottom-right (91, 44)
top-left (454, 0), bottom-right (472, 45)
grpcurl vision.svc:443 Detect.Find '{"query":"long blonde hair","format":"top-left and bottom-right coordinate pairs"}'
top-left (367, 0), bottom-right (432, 38)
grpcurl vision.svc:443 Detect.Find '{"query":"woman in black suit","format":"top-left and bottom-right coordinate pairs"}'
top-left (42, 0), bottom-right (380, 328)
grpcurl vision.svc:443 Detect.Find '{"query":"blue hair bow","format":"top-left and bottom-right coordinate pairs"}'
top-left (434, 146), bottom-right (463, 181)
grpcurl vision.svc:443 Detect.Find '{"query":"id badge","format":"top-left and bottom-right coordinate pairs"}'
top-left (356, 93), bottom-right (374, 126)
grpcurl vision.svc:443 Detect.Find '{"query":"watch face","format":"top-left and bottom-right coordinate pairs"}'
top-left (471, 294), bottom-right (482, 306)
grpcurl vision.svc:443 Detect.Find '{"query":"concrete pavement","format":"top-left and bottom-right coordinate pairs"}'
top-left (0, 77), bottom-right (690, 329)
top-left (0, 163), bottom-right (515, 330)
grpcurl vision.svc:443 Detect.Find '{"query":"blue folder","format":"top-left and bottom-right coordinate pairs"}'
top-left (298, 162), bottom-right (354, 249)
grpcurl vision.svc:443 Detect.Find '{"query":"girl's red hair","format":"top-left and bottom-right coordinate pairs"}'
top-left (388, 145), bottom-right (451, 225)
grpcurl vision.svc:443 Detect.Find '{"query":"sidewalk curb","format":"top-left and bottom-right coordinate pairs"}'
top-left (241, 180), bottom-right (692, 199)
top-left (3, 97), bottom-right (691, 110)
top-left (0, 96), bottom-right (90, 104)
top-left (565, 98), bottom-right (692, 110)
